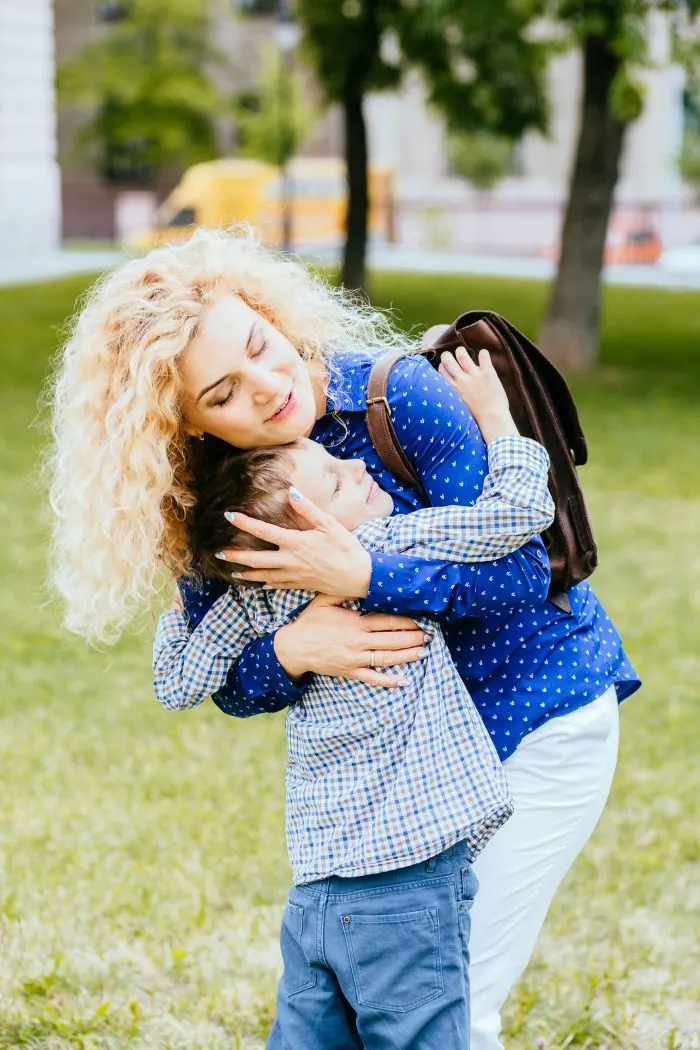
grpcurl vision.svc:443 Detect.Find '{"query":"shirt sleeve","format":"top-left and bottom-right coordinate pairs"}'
top-left (177, 576), bottom-right (306, 718)
top-left (383, 436), bottom-right (554, 561)
top-left (362, 356), bottom-right (552, 622)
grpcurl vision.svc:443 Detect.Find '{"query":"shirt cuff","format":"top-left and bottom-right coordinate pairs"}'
top-left (155, 607), bottom-right (190, 651)
top-left (487, 434), bottom-right (549, 471)
top-left (237, 631), bottom-right (309, 704)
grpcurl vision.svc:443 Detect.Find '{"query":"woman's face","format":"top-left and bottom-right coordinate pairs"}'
top-left (178, 294), bottom-right (323, 449)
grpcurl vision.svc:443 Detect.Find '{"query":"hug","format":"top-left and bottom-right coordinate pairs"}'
top-left (49, 227), bottom-right (640, 1049)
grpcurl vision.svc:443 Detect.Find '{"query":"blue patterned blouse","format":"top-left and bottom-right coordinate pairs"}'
top-left (179, 350), bottom-right (640, 759)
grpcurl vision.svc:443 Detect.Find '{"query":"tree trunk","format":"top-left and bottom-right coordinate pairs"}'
top-left (341, 75), bottom-right (369, 295)
top-left (540, 35), bottom-right (628, 370)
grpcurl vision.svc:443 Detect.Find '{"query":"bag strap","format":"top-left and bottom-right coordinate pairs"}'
top-left (366, 351), bottom-right (426, 498)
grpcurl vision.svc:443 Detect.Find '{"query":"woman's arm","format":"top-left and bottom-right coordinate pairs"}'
top-left (380, 436), bottom-right (554, 562)
top-left (175, 576), bottom-right (427, 718)
top-left (361, 355), bottom-right (552, 621)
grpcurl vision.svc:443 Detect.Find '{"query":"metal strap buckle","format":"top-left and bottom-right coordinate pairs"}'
top-left (366, 395), bottom-right (392, 417)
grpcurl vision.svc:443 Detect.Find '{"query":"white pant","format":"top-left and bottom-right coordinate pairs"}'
top-left (469, 686), bottom-right (620, 1050)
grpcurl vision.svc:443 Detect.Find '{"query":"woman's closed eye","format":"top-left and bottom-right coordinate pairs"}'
top-left (211, 382), bottom-right (236, 408)
top-left (251, 336), bottom-right (270, 358)
top-left (209, 339), bottom-right (268, 407)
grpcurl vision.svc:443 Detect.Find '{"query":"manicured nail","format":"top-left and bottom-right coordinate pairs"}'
top-left (418, 648), bottom-right (429, 658)
top-left (395, 678), bottom-right (408, 687)
top-left (230, 571), bottom-right (243, 579)
top-left (224, 511), bottom-right (236, 523)
top-left (423, 632), bottom-right (433, 645)
top-left (215, 551), bottom-right (228, 560)
top-left (289, 486), bottom-right (304, 502)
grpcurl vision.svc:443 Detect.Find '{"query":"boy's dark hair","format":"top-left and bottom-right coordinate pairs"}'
top-left (188, 443), bottom-right (301, 585)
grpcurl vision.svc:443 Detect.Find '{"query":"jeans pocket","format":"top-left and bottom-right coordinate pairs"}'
top-left (280, 902), bottom-right (317, 996)
top-left (342, 907), bottom-right (444, 1013)
top-left (459, 864), bottom-right (478, 906)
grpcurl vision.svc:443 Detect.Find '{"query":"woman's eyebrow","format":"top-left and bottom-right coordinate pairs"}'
top-left (196, 374), bottom-right (229, 402)
top-left (195, 323), bottom-right (257, 401)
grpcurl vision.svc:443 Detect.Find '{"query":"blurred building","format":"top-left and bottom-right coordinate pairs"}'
top-left (54, 2), bottom-right (697, 253)
top-left (0, 1), bottom-right (61, 253)
top-left (365, 10), bottom-right (695, 255)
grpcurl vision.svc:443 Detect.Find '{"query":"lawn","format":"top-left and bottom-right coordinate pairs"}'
top-left (0, 269), bottom-right (699, 1048)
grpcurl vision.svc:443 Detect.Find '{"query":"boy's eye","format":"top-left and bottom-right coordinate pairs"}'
top-left (333, 477), bottom-right (342, 496)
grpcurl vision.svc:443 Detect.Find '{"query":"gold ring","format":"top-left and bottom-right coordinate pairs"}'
top-left (370, 650), bottom-right (376, 669)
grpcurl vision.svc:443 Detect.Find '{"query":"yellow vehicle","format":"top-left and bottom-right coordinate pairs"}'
top-left (124, 157), bottom-right (395, 251)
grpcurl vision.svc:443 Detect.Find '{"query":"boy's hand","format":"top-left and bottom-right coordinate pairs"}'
top-left (438, 347), bottom-right (519, 443)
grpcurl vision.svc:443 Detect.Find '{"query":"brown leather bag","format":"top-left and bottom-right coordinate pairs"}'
top-left (366, 310), bottom-right (598, 611)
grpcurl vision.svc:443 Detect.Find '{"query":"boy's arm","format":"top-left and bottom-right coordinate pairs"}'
top-left (361, 355), bottom-right (551, 623)
top-left (154, 589), bottom-right (268, 711)
top-left (380, 436), bottom-right (554, 562)
top-left (177, 576), bottom-right (308, 717)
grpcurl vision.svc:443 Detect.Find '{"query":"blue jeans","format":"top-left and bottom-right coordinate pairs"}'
top-left (267, 841), bottom-right (478, 1050)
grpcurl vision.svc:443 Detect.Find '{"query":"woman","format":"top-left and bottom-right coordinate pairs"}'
top-left (49, 227), bottom-right (640, 1050)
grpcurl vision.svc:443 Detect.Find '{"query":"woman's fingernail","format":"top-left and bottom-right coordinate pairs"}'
top-left (395, 678), bottom-right (408, 687)
top-left (224, 511), bottom-right (236, 523)
top-left (289, 486), bottom-right (304, 502)
top-left (418, 648), bottom-right (429, 658)
top-left (423, 632), bottom-right (433, 645)
top-left (215, 551), bottom-right (227, 561)
top-left (231, 571), bottom-right (243, 579)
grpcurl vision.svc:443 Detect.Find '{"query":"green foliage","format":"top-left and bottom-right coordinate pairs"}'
top-left (609, 66), bottom-right (646, 121)
top-left (679, 126), bottom-right (700, 201)
top-left (447, 130), bottom-right (514, 192)
top-left (295, 0), bottom-right (402, 104)
top-left (677, 49), bottom-right (700, 198)
top-left (549, 0), bottom-right (700, 125)
top-left (57, 0), bottom-right (225, 183)
top-left (0, 269), bottom-right (698, 1046)
top-left (396, 0), bottom-right (550, 138)
top-left (235, 41), bottom-right (317, 167)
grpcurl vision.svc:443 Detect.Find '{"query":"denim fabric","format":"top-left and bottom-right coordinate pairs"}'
top-left (267, 840), bottom-right (478, 1050)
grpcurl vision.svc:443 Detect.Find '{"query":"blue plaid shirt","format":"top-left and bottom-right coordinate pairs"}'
top-left (180, 351), bottom-right (640, 759)
top-left (155, 437), bottom-right (553, 883)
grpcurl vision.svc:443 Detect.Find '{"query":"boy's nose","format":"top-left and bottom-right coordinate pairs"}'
top-left (350, 459), bottom-right (366, 480)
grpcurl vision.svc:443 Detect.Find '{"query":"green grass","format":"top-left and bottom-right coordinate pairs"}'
top-left (1, 270), bottom-right (699, 1048)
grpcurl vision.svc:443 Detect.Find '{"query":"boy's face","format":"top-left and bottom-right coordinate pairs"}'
top-left (289, 440), bottom-right (394, 530)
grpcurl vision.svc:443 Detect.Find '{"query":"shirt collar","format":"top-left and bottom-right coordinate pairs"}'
top-left (324, 349), bottom-right (375, 413)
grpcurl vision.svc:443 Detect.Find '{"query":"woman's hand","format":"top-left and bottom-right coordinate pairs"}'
top-left (215, 491), bottom-right (372, 596)
top-left (274, 595), bottom-right (431, 688)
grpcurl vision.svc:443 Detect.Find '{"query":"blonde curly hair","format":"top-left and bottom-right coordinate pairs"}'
top-left (46, 226), bottom-right (416, 644)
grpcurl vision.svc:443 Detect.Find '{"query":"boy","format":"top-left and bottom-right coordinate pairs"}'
top-left (154, 352), bottom-right (554, 1048)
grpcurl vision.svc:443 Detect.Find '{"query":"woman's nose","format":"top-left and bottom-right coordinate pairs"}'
top-left (250, 368), bottom-right (286, 402)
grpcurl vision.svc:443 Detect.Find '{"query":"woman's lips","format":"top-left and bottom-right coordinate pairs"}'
top-left (267, 388), bottom-right (296, 423)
